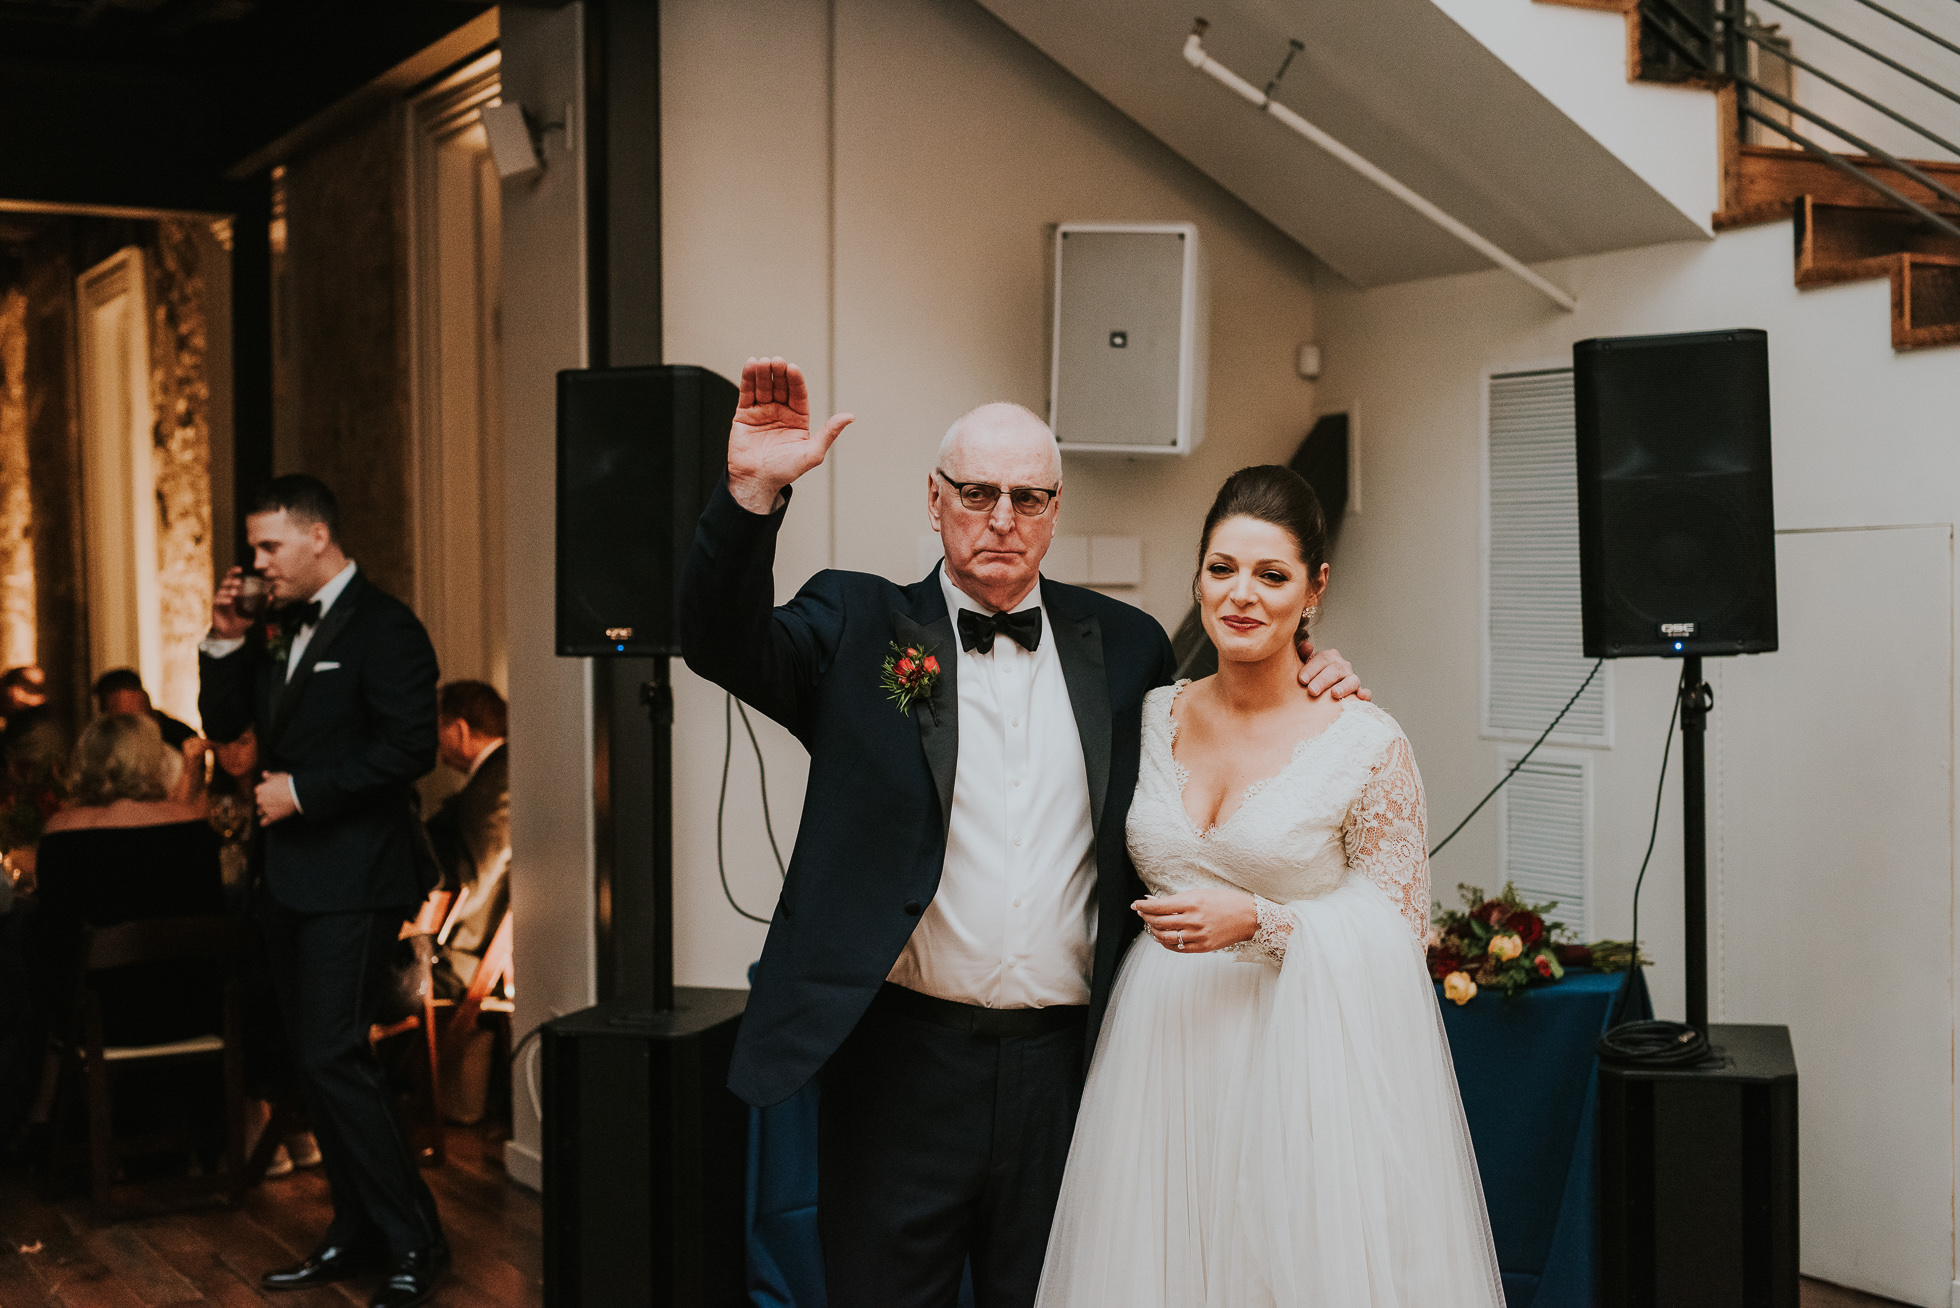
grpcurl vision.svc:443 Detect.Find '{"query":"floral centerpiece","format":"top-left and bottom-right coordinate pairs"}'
top-left (1428, 882), bottom-right (1646, 1005)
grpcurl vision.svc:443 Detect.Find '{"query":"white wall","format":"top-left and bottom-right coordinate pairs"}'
top-left (1313, 222), bottom-right (1960, 1304)
top-left (660, 0), bottom-right (1321, 989)
top-left (496, 2), bottom-right (593, 1192)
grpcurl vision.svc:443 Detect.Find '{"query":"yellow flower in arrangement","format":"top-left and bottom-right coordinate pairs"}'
top-left (1488, 932), bottom-right (1524, 962)
top-left (1443, 971), bottom-right (1478, 1006)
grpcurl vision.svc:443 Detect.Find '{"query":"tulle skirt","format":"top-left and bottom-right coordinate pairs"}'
top-left (1035, 876), bottom-right (1504, 1307)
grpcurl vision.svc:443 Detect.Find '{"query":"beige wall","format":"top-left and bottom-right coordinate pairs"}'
top-left (661, 0), bottom-right (1322, 989)
top-left (497, 2), bottom-right (592, 1192)
top-left (1312, 224), bottom-right (1960, 1305)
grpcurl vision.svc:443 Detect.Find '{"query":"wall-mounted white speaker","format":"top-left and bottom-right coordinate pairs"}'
top-left (1049, 221), bottom-right (1208, 456)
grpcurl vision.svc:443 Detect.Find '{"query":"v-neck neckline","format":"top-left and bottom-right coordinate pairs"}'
top-left (1165, 679), bottom-right (1350, 840)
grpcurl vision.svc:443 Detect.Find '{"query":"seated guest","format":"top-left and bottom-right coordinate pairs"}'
top-left (31, 714), bottom-right (224, 1047)
top-left (0, 666), bottom-right (66, 785)
top-left (426, 681), bottom-right (508, 1000)
top-left (92, 668), bottom-right (199, 751)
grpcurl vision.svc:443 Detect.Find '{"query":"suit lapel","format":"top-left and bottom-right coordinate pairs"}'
top-left (269, 576), bottom-right (362, 744)
top-left (1043, 579), bottom-right (1112, 833)
top-left (893, 572), bottom-right (957, 834)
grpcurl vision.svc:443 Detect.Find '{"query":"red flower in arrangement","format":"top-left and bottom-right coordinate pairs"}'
top-left (1554, 943), bottom-right (1594, 969)
top-left (880, 641), bottom-right (943, 717)
top-left (1508, 911), bottom-right (1546, 948)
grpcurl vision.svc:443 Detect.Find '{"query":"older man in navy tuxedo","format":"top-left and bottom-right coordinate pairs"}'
top-left (681, 359), bottom-right (1369, 1308)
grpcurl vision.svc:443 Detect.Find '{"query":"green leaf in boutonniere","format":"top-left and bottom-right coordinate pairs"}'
top-left (879, 641), bottom-right (942, 717)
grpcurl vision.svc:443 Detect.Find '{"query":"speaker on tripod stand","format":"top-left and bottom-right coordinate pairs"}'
top-left (544, 364), bottom-right (750, 1307)
top-left (1574, 329), bottom-right (1797, 1307)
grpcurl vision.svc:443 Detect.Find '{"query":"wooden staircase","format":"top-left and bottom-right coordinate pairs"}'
top-left (1541, 0), bottom-right (1960, 350)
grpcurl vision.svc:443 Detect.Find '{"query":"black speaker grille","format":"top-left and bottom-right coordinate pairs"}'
top-left (1575, 331), bottom-right (1778, 659)
top-left (556, 366), bottom-right (736, 657)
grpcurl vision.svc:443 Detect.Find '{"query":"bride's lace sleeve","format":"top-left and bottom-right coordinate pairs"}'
top-left (1342, 734), bottom-right (1431, 942)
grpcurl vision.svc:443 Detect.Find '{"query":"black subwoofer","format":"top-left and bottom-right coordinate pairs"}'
top-left (1574, 329), bottom-right (1777, 658)
top-left (1599, 1024), bottom-right (1799, 1307)
top-left (541, 992), bottom-right (750, 1307)
top-left (556, 365), bottom-right (738, 656)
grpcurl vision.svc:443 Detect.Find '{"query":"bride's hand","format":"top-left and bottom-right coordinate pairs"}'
top-left (1133, 887), bottom-right (1258, 953)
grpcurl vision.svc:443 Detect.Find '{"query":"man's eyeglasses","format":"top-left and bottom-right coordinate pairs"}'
top-left (936, 470), bottom-right (1059, 518)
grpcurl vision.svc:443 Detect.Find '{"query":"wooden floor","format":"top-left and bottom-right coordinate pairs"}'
top-left (0, 1126), bottom-right (541, 1307)
top-left (0, 1130), bottom-right (1918, 1308)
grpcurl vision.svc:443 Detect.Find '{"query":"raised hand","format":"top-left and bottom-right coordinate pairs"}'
top-left (726, 357), bottom-right (854, 514)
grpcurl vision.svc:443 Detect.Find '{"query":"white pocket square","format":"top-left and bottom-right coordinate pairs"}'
top-left (313, 661), bottom-right (342, 671)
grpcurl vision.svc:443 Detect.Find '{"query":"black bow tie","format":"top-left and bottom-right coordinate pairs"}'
top-left (958, 606), bottom-right (1043, 655)
top-left (272, 600), bottom-right (322, 630)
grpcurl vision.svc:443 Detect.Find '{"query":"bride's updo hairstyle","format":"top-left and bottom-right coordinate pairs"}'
top-left (1194, 464), bottom-right (1329, 641)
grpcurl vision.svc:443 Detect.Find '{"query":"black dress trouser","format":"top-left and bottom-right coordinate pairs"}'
top-left (259, 898), bottom-right (444, 1257)
top-left (818, 984), bottom-right (1087, 1308)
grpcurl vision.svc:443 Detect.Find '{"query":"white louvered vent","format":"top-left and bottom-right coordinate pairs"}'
top-left (1486, 368), bottom-right (1607, 744)
top-left (1498, 753), bottom-right (1589, 935)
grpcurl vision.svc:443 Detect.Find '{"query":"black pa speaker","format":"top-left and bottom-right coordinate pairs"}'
top-left (556, 365), bottom-right (738, 656)
top-left (1599, 1024), bottom-right (1800, 1307)
top-left (542, 992), bottom-right (750, 1307)
top-left (1574, 329), bottom-right (1777, 658)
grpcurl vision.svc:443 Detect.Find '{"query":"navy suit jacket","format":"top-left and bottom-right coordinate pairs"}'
top-left (681, 481), bottom-right (1176, 1108)
top-left (198, 571), bottom-right (441, 915)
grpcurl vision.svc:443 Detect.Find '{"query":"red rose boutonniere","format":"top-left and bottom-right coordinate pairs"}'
top-left (880, 641), bottom-right (942, 717)
top-left (260, 617), bottom-right (295, 667)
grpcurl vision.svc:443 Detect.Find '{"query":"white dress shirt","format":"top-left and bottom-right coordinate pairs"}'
top-left (198, 561), bottom-right (359, 813)
top-left (886, 568), bottom-right (1099, 1009)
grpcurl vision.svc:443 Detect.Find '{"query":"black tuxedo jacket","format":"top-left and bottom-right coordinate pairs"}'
top-left (681, 482), bottom-right (1176, 1108)
top-left (198, 571), bottom-right (442, 915)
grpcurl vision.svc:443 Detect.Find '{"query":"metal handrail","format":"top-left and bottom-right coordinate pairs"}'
top-left (1741, 107), bottom-right (1960, 243)
top-left (1841, 0), bottom-right (1960, 65)
top-left (1733, 69), bottom-right (1960, 211)
top-left (1753, 0), bottom-right (1960, 110)
top-left (1738, 24), bottom-right (1960, 160)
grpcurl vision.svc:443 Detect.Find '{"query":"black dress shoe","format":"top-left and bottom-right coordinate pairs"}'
top-left (369, 1243), bottom-right (450, 1308)
top-left (261, 1244), bottom-right (382, 1291)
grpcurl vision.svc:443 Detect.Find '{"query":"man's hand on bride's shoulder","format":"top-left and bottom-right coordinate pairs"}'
top-left (1297, 641), bottom-right (1371, 702)
top-left (726, 356), bottom-right (855, 514)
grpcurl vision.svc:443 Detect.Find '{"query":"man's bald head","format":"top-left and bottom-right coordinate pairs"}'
top-left (927, 402), bottom-right (1065, 612)
top-left (936, 402), bottom-right (1063, 487)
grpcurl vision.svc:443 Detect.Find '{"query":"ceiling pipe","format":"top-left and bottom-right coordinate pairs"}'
top-left (1183, 21), bottom-right (1579, 313)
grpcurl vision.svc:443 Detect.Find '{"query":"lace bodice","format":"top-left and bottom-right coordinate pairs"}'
top-left (1127, 683), bottom-right (1432, 956)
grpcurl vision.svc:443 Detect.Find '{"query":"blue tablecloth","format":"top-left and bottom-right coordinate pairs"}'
top-left (747, 968), bottom-right (1630, 1308)
top-left (1437, 968), bottom-right (1627, 1308)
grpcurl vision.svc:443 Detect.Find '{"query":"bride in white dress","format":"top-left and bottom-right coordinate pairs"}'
top-left (1037, 465), bottom-right (1503, 1307)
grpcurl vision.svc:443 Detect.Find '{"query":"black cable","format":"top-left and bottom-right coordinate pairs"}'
top-left (1597, 663), bottom-right (1715, 1068)
top-left (1597, 1018), bottom-right (1711, 1066)
top-left (1428, 659), bottom-right (1604, 858)
top-left (735, 700), bottom-right (787, 877)
top-left (1630, 664), bottom-right (1685, 963)
top-left (717, 694), bottom-right (771, 924)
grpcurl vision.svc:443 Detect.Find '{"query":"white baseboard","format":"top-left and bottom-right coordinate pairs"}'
top-left (503, 1137), bottom-right (544, 1192)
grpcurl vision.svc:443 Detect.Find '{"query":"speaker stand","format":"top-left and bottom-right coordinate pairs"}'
top-left (640, 657), bottom-right (676, 1013)
top-left (1679, 656), bottom-right (1714, 1033)
top-left (542, 654), bottom-right (749, 1304)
